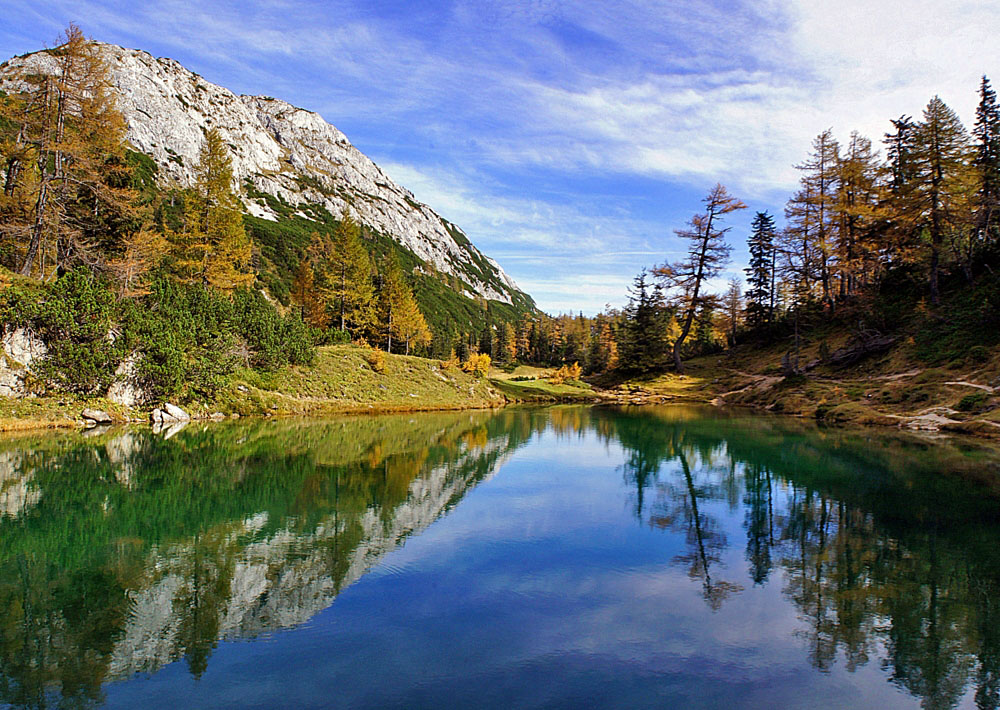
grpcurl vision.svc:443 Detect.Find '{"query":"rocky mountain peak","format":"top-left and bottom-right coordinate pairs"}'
top-left (0, 42), bottom-right (528, 305)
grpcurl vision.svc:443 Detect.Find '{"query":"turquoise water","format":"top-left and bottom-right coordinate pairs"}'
top-left (2, 406), bottom-right (1000, 709)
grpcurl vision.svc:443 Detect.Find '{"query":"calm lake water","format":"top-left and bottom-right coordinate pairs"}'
top-left (2, 406), bottom-right (1000, 709)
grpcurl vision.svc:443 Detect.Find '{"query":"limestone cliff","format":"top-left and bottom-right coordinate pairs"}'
top-left (0, 43), bottom-right (529, 306)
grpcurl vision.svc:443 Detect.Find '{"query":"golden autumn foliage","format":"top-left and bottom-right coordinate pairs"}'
top-left (461, 353), bottom-right (491, 378)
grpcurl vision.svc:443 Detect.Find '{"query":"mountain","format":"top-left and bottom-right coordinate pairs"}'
top-left (0, 42), bottom-right (532, 309)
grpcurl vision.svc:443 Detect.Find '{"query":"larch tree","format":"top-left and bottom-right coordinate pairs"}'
top-left (655, 184), bottom-right (745, 372)
top-left (744, 211), bottom-right (776, 328)
top-left (794, 130), bottom-right (840, 309)
top-left (380, 251), bottom-right (430, 354)
top-left (723, 277), bottom-right (742, 347)
top-left (834, 131), bottom-right (882, 296)
top-left (0, 24), bottom-right (136, 277)
top-left (909, 96), bottom-right (971, 304)
top-left (173, 128), bottom-right (254, 291)
top-left (330, 208), bottom-right (374, 335)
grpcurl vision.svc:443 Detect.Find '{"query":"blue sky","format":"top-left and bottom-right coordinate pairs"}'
top-left (3, 1), bottom-right (998, 313)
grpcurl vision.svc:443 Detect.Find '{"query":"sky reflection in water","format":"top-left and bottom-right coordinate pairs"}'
top-left (2, 406), bottom-right (1000, 709)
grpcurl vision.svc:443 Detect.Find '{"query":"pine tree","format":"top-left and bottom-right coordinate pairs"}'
top-left (974, 76), bottom-right (1000, 248)
top-left (618, 270), bottom-right (671, 373)
top-left (655, 184), bottom-right (745, 372)
top-left (744, 211), bottom-right (776, 328)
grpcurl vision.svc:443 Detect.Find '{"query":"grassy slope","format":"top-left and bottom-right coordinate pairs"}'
top-left (0, 345), bottom-right (508, 430)
top-left (489, 364), bottom-right (600, 402)
top-left (606, 323), bottom-right (1000, 438)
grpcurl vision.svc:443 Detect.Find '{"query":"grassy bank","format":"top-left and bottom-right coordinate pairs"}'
top-left (0, 345), bottom-right (508, 430)
top-left (602, 331), bottom-right (1000, 440)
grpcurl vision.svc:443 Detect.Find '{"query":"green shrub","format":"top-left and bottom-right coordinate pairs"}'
top-left (957, 392), bottom-right (990, 412)
top-left (968, 345), bottom-right (991, 364)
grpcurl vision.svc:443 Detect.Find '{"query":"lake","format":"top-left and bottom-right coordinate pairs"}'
top-left (2, 405), bottom-right (1000, 709)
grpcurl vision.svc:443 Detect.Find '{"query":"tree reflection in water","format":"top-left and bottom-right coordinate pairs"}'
top-left (1, 406), bottom-right (1000, 709)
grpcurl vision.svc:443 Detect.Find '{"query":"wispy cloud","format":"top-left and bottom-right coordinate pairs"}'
top-left (3, 0), bottom-right (996, 313)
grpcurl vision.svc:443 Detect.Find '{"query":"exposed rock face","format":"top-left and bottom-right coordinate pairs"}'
top-left (0, 44), bottom-right (529, 306)
top-left (0, 328), bottom-right (47, 398)
top-left (107, 355), bottom-right (145, 407)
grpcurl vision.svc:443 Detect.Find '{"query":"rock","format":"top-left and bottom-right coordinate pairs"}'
top-left (108, 355), bottom-right (145, 407)
top-left (162, 403), bottom-right (190, 421)
top-left (209, 412), bottom-right (225, 420)
top-left (151, 408), bottom-right (164, 424)
top-left (0, 327), bottom-right (47, 398)
top-left (82, 408), bottom-right (113, 424)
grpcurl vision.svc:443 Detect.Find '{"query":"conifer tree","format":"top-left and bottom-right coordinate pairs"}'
top-left (618, 270), bottom-right (671, 373)
top-left (722, 277), bottom-right (742, 347)
top-left (909, 96), bottom-right (972, 304)
top-left (0, 25), bottom-right (136, 277)
top-left (330, 208), bottom-right (374, 336)
top-left (794, 130), bottom-right (840, 308)
top-left (379, 251), bottom-right (430, 354)
top-left (744, 211), bottom-right (776, 328)
top-left (974, 76), bottom-right (1000, 247)
top-left (173, 128), bottom-right (254, 291)
top-left (655, 184), bottom-right (745, 372)
top-left (834, 131), bottom-right (882, 296)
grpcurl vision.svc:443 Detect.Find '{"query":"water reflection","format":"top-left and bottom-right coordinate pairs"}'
top-left (1, 406), bottom-right (999, 709)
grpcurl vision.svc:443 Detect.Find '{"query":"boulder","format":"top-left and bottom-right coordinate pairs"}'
top-left (162, 403), bottom-right (190, 421)
top-left (81, 408), bottom-right (113, 424)
top-left (151, 408), bottom-right (164, 424)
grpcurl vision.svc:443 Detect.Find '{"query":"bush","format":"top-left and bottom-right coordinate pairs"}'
top-left (968, 345), bottom-right (991, 364)
top-left (957, 392), bottom-right (990, 412)
top-left (29, 270), bottom-right (121, 394)
top-left (461, 353), bottom-right (491, 378)
top-left (366, 347), bottom-right (386, 373)
top-left (549, 362), bottom-right (583, 385)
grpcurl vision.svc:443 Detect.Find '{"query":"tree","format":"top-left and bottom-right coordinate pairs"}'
top-left (722, 277), bottom-right (742, 347)
top-left (0, 25), bottom-right (136, 277)
top-left (909, 96), bottom-right (972, 304)
top-left (380, 251), bottom-right (430, 354)
top-left (655, 184), bottom-right (745, 372)
top-left (108, 227), bottom-right (165, 298)
top-left (618, 270), bottom-right (671, 373)
top-left (172, 128), bottom-right (254, 291)
top-left (744, 211), bottom-right (776, 328)
top-left (834, 131), bottom-right (882, 296)
top-left (291, 257), bottom-right (329, 329)
top-left (331, 209), bottom-right (374, 336)
top-left (794, 130), bottom-right (840, 308)
top-left (973, 76), bottom-right (1000, 248)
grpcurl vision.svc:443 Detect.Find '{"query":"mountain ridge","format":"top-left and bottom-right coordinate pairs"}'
top-left (0, 41), bottom-right (530, 307)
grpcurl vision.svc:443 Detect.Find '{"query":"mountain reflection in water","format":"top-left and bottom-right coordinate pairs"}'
top-left (1, 406), bottom-right (1000, 710)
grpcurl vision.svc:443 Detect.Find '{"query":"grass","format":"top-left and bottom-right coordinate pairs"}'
top-left (203, 344), bottom-right (505, 416)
